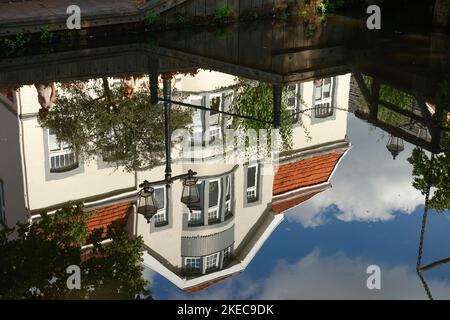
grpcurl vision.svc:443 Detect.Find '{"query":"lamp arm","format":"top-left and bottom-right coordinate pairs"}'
top-left (142, 171), bottom-right (198, 186)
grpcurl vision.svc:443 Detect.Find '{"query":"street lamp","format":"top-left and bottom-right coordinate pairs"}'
top-left (137, 180), bottom-right (158, 223)
top-left (386, 135), bottom-right (405, 160)
top-left (138, 73), bottom-right (202, 223)
top-left (181, 169), bottom-right (200, 208)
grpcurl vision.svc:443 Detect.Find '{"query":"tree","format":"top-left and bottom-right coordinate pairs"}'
top-left (39, 79), bottom-right (192, 172)
top-left (0, 204), bottom-right (151, 299)
top-left (408, 147), bottom-right (450, 213)
top-left (228, 79), bottom-right (308, 152)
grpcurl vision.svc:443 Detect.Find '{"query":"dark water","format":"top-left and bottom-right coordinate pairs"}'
top-left (0, 15), bottom-right (449, 300)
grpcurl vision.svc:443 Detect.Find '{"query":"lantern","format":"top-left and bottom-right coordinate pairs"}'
top-left (137, 180), bottom-right (157, 223)
top-left (386, 135), bottom-right (405, 160)
top-left (181, 170), bottom-right (200, 208)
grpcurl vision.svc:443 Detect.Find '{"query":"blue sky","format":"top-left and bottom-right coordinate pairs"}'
top-left (148, 115), bottom-right (450, 300)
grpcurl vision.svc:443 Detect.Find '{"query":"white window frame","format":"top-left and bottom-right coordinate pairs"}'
top-left (246, 164), bottom-right (258, 201)
top-left (314, 78), bottom-right (334, 118)
top-left (188, 209), bottom-right (202, 223)
top-left (153, 186), bottom-right (167, 225)
top-left (225, 175), bottom-right (231, 215)
top-left (188, 95), bottom-right (205, 145)
top-left (208, 126), bottom-right (221, 144)
top-left (185, 257), bottom-right (201, 272)
top-left (208, 179), bottom-right (221, 222)
top-left (204, 252), bottom-right (220, 271)
top-left (286, 83), bottom-right (300, 120)
top-left (0, 180), bottom-right (5, 224)
top-left (223, 246), bottom-right (232, 261)
top-left (48, 129), bottom-right (77, 172)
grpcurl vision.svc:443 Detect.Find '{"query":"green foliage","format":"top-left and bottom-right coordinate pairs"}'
top-left (39, 79), bottom-right (192, 172)
top-left (14, 32), bottom-right (30, 48)
top-left (408, 148), bottom-right (450, 212)
top-left (299, 0), bottom-right (344, 21)
top-left (228, 79), bottom-right (308, 152)
top-left (0, 204), bottom-right (151, 299)
top-left (0, 32), bottom-right (31, 56)
top-left (274, 10), bottom-right (290, 21)
top-left (213, 6), bottom-right (232, 22)
top-left (39, 25), bottom-right (54, 43)
top-left (145, 11), bottom-right (160, 25)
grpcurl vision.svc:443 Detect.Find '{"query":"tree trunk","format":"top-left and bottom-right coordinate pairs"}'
top-left (433, 0), bottom-right (450, 28)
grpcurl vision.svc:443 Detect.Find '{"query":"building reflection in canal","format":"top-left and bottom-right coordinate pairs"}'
top-left (0, 70), bottom-right (351, 292)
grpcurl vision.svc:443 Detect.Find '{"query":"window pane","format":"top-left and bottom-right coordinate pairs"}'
top-left (247, 166), bottom-right (256, 188)
top-left (315, 81), bottom-right (322, 101)
top-left (210, 96), bottom-right (221, 115)
top-left (226, 175), bottom-right (231, 199)
top-left (48, 130), bottom-right (60, 152)
top-left (209, 180), bottom-right (219, 208)
top-left (323, 78), bottom-right (332, 98)
top-left (185, 257), bottom-right (201, 271)
top-left (154, 187), bottom-right (165, 210)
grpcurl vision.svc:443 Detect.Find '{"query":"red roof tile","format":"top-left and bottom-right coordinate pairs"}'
top-left (86, 201), bottom-right (132, 237)
top-left (273, 152), bottom-right (343, 196)
top-left (272, 190), bottom-right (322, 214)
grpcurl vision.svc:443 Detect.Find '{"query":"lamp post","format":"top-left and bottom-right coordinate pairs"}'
top-left (138, 73), bottom-right (200, 223)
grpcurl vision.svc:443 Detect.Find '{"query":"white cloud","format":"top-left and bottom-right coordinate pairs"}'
top-left (286, 116), bottom-right (424, 227)
top-left (167, 250), bottom-right (450, 300)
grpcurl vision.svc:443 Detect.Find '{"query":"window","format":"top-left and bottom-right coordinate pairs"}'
top-left (208, 127), bottom-right (221, 144)
top-left (286, 84), bottom-right (300, 123)
top-left (314, 78), bottom-right (334, 118)
top-left (223, 246), bottom-right (232, 263)
top-left (205, 253), bottom-right (220, 271)
top-left (225, 175), bottom-right (232, 216)
top-left (209, 94), bottom-right (221, 116)
top-left (153, 186), bottom-right (167, 226)
top-left (189, 96), bottom-right (205, 145)
top-left (48, 129), bottom-right (78, 172)
top-left (0, 180), bottom-right (5, 224)
top-left (189, 209), bottom-right (202, 223)
top-left (208, 179), bottom-right (221, 223)
top-left (185, 257), bottom-right (201, 272)
top-left (246, 164), bottom-right (258, 202)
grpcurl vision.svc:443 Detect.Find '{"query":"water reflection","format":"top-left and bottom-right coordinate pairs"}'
top-left (0, 17), bottom-right (449, 299)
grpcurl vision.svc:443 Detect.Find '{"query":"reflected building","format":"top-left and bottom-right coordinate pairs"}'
top-left (0, 70), bottom-right (351, 292)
